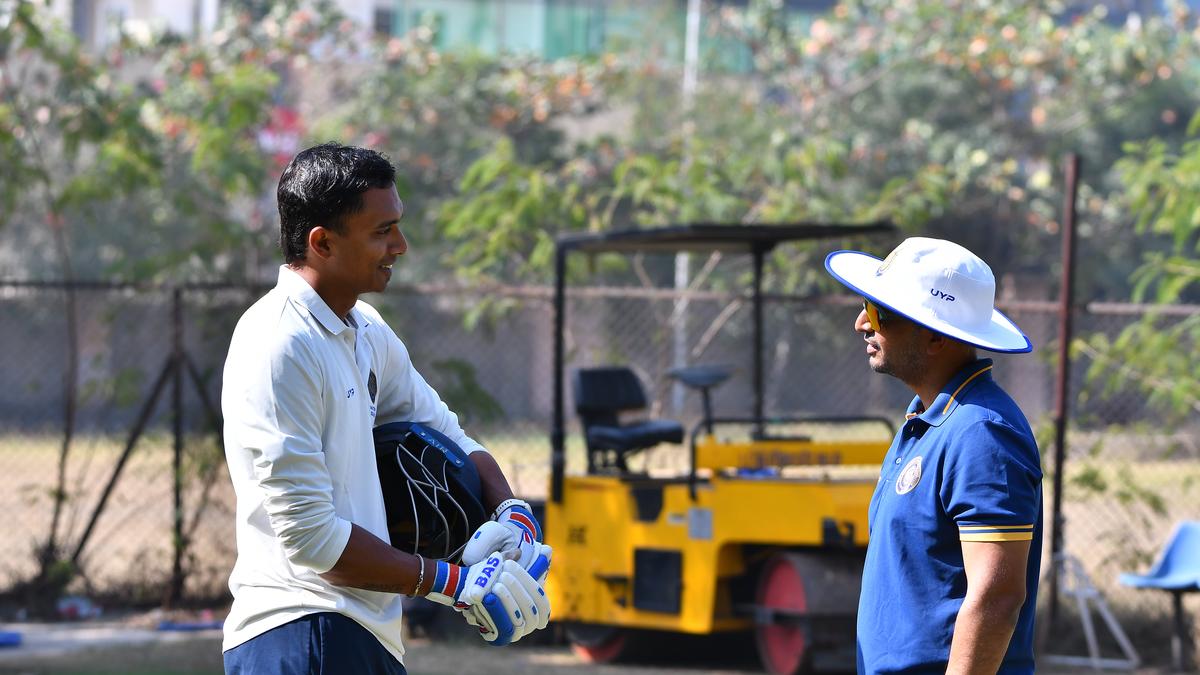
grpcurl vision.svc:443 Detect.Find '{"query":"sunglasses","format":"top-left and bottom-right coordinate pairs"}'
top-left (862, 299), bottom-right (893, 332)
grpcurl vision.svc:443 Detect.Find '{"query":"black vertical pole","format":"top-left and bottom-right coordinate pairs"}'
top-left (169, 287), bottom-right (185, 605)
top-left (71, 355), bottom-right (173, 567)
top-left (752, 246), bottom-right (765, 438)
top-left (551, 244), bottom-right (567, 503)
top-left (1047, 154), bottom-right (1081, 632)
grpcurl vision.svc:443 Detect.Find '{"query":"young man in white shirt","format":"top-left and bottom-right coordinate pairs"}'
top-left (221, 143), bottom-right (549, 673)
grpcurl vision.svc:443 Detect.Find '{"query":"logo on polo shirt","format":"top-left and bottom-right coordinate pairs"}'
top-left (896, 456), bottom-right (923, 494)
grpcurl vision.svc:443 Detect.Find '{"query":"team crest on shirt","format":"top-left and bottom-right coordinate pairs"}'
top-left (895, 456), bottom-right (923, 494)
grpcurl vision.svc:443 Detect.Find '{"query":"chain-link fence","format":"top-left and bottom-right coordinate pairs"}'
top-left (0, 277), bottom-right (1196, 663)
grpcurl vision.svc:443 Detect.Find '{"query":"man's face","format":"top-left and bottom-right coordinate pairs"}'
top-left (856, 301), bottom-right (928, 381)
top-left (326, 186), bottom-right (407, 296)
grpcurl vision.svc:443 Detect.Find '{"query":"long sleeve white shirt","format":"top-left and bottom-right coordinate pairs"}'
top-left (220, 266), bottom-right (485, 661)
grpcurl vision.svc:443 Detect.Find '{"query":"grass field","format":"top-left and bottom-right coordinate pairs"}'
top-left (0, 428), bottom-right (576, 598)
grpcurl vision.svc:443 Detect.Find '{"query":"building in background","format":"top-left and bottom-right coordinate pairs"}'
top-left (46, 0), bottom-right (835, 65)
top-left (377, 0), bottom-right (840, 63)
top-left (43, 0), bottom-right (1194, 58)
top-left (378, 0), bottom-right (645, 60)
top-left (45, 0), bottom-right (387, 50)
top-left (45, 0), bottom-right (222, 49)
top-left (45, 0), bottom-right (674, 56)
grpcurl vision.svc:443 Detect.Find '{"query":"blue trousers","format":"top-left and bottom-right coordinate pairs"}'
top-left (223, 612), bottom-right (407, 675)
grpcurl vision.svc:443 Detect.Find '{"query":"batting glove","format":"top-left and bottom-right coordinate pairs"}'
top-left (463, 499), bottom-right (544, 570)
top-left (496, 498), bottom-right (541, 542)
top-left (463, 521), bottom-right (542, 574)
top-left (423, 552), bottom-right (506, 610)
top-left (464, 545), bottom-right (552, 646)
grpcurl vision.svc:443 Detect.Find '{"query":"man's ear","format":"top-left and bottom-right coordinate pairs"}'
top-left (926, 331), bottom-right (973, 359)
top-left (307, 226), bottom-right (334, 261)
top-left (925, 329), bottom-right (949, 356)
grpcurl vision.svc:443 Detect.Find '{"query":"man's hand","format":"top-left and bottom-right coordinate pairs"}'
top-left (463, 498), bottom-right (545, 570)
top-left (424, 552), bottom-right (507, 609)
top-left (946, 539), bottom-right (1030, 674)
top-left (463, 521), bottom-right (540, 572)
top-left (495, 499), bottom-right (542, 542)
top-left (464, 499), bottom-right (542, 565)
top-left (426, 543), bottom-right (553, 646)
top-left (464, 545), bottom-right (552, 646)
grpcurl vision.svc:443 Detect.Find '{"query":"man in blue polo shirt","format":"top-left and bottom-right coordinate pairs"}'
top-left (825, 238), bottom-right (1042, 674)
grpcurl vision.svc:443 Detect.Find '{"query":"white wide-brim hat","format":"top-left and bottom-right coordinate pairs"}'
top-left (825, 237), bottom-right (1032, 353)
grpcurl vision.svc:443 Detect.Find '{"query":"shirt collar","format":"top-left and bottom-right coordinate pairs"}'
top-left (276, 265), bottom-right (372, 336)
top-left (904, 358), bottom-right (995, 428)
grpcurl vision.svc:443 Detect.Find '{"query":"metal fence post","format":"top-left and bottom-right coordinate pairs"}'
top-left (168, 286), bottom-right (185, 606)
top-left (1047, 153), bottom-right (1081, 633)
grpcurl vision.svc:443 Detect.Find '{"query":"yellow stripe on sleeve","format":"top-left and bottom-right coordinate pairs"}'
top-left (960, 532), bottom-right (1034, 542)
top-left (958, 524), bottom-right (1034, 532)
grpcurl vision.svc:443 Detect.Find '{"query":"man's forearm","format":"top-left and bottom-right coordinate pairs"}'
top-left (946, 593), bottom-right (1023, 674)
top-left (469, 451), bottom-right (516, 513)
top-left (319, 523), bottom-right (428, 595)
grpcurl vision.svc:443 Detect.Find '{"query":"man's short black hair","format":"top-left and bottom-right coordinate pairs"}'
top-left (277, 142), bottom-right (397, 264)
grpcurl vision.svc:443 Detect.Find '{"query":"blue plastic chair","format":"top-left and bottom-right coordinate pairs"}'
top-left (1119, 521), bottom-right (1200, 671)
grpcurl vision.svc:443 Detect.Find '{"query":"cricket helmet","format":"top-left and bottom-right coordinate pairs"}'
top-left (373, 421), bottom-right (489, 562)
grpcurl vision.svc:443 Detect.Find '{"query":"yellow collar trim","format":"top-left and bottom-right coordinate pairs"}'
top-left (941, 364), bottom-right (993, 415)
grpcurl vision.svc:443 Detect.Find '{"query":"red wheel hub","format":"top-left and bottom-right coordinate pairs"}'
top-left (568, 625), bottom-right (629, 664)
top-left (755, 555), bottom-right (809, 675)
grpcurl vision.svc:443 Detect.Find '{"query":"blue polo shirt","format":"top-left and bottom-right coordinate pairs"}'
top-left (857, 359), bottom-right (1042, 674)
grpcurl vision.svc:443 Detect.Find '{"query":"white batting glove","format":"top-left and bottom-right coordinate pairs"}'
top-left (495, 498), bottom-right (542, 543)
top-left (463, 521), bottom-right (541, 572)
top-left (423, 552), bottom-right (506, 609)
top-left (465, 545), bottom-right (552, 646)
top-left (463, 499), bottom-right (545, 571)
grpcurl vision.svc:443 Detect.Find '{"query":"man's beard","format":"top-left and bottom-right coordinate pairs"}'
top-left (872, 337), bottom-right (927, 383)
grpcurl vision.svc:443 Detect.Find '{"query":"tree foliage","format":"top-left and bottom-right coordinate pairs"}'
top-left (1080, 111), bottom-right (1200, 421)
top-left (8, 0), bottom-right (1198, 293)
top-left (315, 25), bottom-right (627, 280)
top-left (427, 0), bottom-right (1200, 296)
top-left (0, 0), bottom-right (345, 280)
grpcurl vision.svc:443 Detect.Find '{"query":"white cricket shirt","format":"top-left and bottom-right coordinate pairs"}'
top-left (220, 266), bottom-right (486, 661)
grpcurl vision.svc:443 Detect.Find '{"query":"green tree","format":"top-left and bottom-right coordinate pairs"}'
top-left (1081, 112), bottom-right (1200, 419)
top-left (87, 1), bottom-right (348, 280)
top-left (314, 25), bottom-right (626, 278)
top-left (435, 0), bottom-right (1200, 298)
